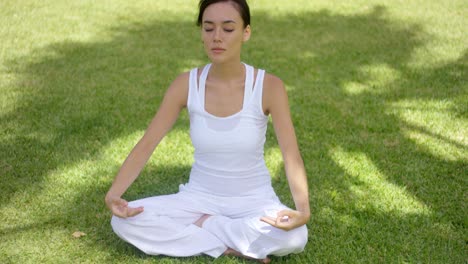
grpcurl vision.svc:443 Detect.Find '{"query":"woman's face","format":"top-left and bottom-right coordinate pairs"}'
top-left (201, 2), bottom-right (250, 64)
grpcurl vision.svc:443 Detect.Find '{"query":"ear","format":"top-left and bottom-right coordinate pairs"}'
top-left (243, 25), bottom-right (251, 42)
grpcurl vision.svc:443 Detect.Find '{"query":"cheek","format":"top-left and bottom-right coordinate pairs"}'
top-left (202, 30), bottom-right (211, 40)
top-left (226, 33), bottom-right (243, 44)
top-left (232, 36), bottom-right (245, 47)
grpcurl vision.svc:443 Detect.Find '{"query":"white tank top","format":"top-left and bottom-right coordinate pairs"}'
top-left (185, 63), bottom-right (274, 197)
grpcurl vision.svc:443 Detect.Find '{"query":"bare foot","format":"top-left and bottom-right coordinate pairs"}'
top-left (193, 214), bottom-right (211, 228)
top-left (224, 248), bottom-right (271, 263)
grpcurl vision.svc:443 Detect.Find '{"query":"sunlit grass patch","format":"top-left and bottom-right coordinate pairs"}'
top-left (330, 147), bottom-right (431, 215)
top-left (389, 99), bottom-right (467, 161)
top-left (264, 147), bottom-right (283, 180)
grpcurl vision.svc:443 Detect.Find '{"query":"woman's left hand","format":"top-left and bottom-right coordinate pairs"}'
top-left (260, 209), bottom-right (310, 231)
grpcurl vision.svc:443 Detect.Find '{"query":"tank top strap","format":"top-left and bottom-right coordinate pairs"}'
top-left (198, 64), bottom-right (211, 108)
top-left (188, 67), bottom-right (200, 111)
top-left (243, 63), bottom-right (254, 107)
top-left (252, 68), bottom-right (265, 105)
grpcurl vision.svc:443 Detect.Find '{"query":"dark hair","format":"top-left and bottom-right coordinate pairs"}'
top-left (197, 0), bottom-right (250, 28)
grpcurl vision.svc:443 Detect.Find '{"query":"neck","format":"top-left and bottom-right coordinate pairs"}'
top-left (209, 59), bottom-right (244, 82)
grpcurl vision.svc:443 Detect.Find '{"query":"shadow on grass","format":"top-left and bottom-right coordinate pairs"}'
top-left (258, 6), bottom-right (466, 263)
top-left (1, 17), bottom-right (202, 203)
top-left (1, 5), bottom-right (466, 263)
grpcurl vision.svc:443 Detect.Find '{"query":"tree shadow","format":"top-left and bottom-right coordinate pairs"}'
top-left (0, 18), bottom-right (203, 205)
top-left (259, 6), bottom-right (466, 263)
top-left (1, 4), bottom-right (466, 263)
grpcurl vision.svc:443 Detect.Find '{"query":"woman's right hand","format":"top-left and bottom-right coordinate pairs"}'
top-left (105, 195), bottom-right (144, 218)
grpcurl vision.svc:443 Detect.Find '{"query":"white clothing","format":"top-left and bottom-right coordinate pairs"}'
top-left (111, 63), bottom-right (308, 259)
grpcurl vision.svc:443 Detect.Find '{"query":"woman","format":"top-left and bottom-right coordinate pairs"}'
top-left (105, 0), bottom-right (310, 262)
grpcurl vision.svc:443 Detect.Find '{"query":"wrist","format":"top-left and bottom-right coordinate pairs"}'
top-left (297, 207), bottom-right (311, 218)
top-left (301, 210), bottom-right (311, 219)
top-left (105, 192), bottom-right (120, 203)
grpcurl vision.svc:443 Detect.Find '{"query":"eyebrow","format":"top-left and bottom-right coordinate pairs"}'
top-left (203, 20), bottom-right (236, 25)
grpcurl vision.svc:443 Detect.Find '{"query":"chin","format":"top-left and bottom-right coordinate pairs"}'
top-left (207, 56), bottom-right (224, 64)
top-left (207, 54), bottom-right (233, 65)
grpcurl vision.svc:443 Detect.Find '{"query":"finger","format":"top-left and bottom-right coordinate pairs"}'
top-left (275, 215), bottom-right (287, 227)
top-left (127, 206), bottom-right (144, 217)
top-left (277, 209), bottom-right (295, 218)
top-left (260, 216), bottom-right (277, 227)
top-left (111, 201), bottom-right (130, 216)
top-left (260, 216), bottom-right (276, 223)
top-left (276, 211), bottom-right (291, 222)
top-left (275, 215), bottom-right (292, 223)
top-left (274, 218), bottom-right (295, 231)
top-left (278, 213), bottom-right (301, 229)
top-left (262, 216), bottom-right (276, 221)
top-left (113, 211), bottom-right (127, 218)
top-left (115, 198), bottom-right (128, 207)
top-left (111, 207), bottom-right (128, 218)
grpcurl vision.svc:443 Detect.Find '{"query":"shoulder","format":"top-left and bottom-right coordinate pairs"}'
top-left (166, 71), bottom-right (190, 95)
top-left (263, 72), bottom-right (286, 93)
top-left (170, 71), bottom-right (190, 88)
top-left (168, 64), bottom-right (207, 94)
top-left (164, 71), bottom-right (190, 107)
top-left (262, 72), bottom-right (288, 114)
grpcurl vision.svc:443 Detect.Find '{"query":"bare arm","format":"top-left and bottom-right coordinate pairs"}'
top-left (260, 74), bottom-right (310, 230)
top-left (105, 72), bottom-right (189, 217)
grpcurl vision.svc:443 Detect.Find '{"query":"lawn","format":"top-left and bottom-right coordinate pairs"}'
top-left (0, 0), bottom-right (466, 263)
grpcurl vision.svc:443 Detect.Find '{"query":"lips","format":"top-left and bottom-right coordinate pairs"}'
top-left (211, 48), bottom-right (225, 53)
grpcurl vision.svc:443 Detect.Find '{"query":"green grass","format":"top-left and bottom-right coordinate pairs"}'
top-left (1, 0), bottom-right (466, 263)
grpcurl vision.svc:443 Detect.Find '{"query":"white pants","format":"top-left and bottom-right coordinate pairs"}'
top-left (111, 185), bottom-right (308, 259)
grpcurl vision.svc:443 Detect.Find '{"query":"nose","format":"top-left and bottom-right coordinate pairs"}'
top-left (213, 28), bottom-right (221, 42)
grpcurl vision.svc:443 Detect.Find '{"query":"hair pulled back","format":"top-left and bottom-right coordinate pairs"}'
top-left (197, 0), bottom-right (250, 28)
